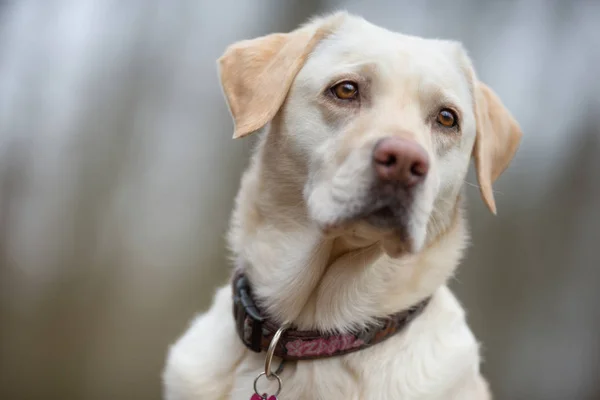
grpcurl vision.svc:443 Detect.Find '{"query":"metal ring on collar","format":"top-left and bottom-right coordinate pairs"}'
top-left (264, 323), bottom-right (290, 378)
top-left (253, 372), bottom-right (282, 398)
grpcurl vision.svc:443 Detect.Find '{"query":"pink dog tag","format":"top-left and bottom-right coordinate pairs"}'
top-left (250, 394), bottom-right (277, 400)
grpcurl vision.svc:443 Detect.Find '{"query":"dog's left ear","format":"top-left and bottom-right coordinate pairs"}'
top-left (473, 82), bottom-right (522, 215)
top-left (218, 15), bottom-right (343, 139)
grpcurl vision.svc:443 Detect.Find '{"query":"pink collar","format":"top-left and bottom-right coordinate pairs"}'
top-left (232, 270), bottom-right (430, 361)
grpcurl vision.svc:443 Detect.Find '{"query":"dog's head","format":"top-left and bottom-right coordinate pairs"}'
top-left (219, 13), bottom-right (521, 257)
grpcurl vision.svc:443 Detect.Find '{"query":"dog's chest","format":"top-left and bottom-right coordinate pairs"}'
top-left (163, 285), bottom-right (482, 400)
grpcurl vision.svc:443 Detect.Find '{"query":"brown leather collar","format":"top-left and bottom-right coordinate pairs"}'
top-left (232, 271), bottom-right (430, 361)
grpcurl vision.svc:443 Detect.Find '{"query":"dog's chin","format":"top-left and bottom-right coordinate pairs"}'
top-left (319, 206), bottom-right (424, 258)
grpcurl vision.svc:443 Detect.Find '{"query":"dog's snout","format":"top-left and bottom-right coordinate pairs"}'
top-left (372, 137), bottom-right (429, 186)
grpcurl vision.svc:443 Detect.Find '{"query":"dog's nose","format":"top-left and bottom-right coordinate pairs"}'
top-left (372, 137), bottom-right (429, 186)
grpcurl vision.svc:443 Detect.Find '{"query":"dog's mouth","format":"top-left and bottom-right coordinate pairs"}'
top-left (357, 185), bottom-right (413, 231)
top-left (363, 205), bottom-right (407, 230)
top-left (322, 199), bottom-right (415, 257)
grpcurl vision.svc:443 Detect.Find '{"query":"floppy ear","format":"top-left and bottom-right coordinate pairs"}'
top-left (472, 82), bottom-right (522, 215)
top-left (218, 17), bottom-right (341, 139)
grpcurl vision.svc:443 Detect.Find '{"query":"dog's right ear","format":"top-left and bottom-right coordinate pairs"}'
top-left (218, 15), bottom-right (343, 139)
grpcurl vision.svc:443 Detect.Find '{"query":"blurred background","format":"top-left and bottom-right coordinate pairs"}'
top-left (0, 1), bottom-right (598, 399)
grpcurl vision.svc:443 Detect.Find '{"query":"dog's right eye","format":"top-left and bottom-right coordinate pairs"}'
top-left (331, 81), bottom-right (359, 100)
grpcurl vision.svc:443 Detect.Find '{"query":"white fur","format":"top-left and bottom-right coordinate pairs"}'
top-left (164, 13), bottom-right (490, 400)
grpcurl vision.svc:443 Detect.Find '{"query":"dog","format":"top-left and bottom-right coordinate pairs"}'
top-left (163, 11), bottom-right (521, 400)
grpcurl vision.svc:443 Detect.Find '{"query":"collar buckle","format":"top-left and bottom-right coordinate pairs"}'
top-left (233, 275), bottom-right (264, 352)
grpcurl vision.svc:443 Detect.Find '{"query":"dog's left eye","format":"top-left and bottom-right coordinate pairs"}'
top-left (331, 81), bottom-right (359, 100)
top-left (436, 109), bottom-right (458, 128)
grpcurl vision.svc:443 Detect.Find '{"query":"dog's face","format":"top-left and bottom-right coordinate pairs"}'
top-left (288, 22), bottom-right (478, 255)
top-left (219, 13), bottom-right (521, 257)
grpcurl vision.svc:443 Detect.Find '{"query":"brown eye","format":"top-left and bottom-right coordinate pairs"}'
top-left (436, 109), bottom-right (457, 128)
top-left (331, 81), bottom-right (359, 100)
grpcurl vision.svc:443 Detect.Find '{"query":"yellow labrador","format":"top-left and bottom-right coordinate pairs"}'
top-left (163, 12), bottom-right (521, 400)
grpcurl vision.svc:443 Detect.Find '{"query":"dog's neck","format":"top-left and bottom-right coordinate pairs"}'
top-left (228, 132), bottom-right (467, 333)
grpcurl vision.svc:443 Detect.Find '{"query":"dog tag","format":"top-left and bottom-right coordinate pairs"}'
top-left (250, 394), bottom-right (277, 400)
